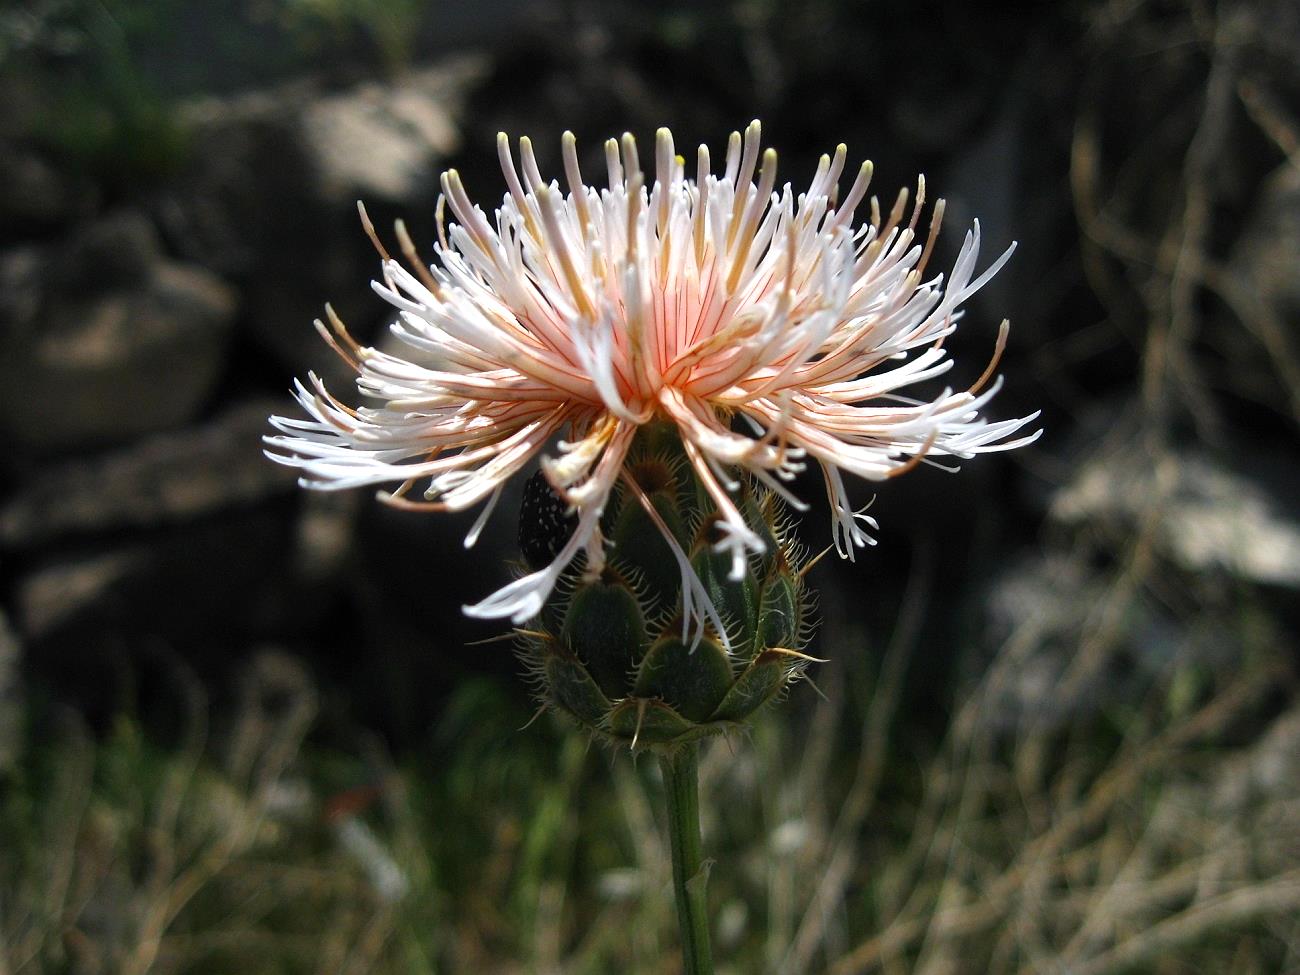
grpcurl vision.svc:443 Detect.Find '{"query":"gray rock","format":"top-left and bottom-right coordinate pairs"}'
top-left (16, 546), bottom-right (152, 640)
top-left (0, 252), bottom-right (238, 453)
top-left (301, 60), bottom-right (482, 205)
top-left (0, 244), bottom-right (44, 332)
top-left (1051, 443), bottom-right (1300, 588)
top-left (0, 611), bottom-right (20, 774)
top-left (155, 56), bottom-right (484, 386)
top-left (0, 140), bottom-right (97, 229)
top-left (0, 208), bottom-right (169, 382)
top-left (159, 79), bottom-right (322, 279)
top-left (0, 399), bottom-right (296, 547)
top-left (13, 508), bottom-right (292, 644)
top-left (57, 208), bottom-right (161, 292)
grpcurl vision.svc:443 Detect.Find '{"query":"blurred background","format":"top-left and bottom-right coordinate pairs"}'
top-left (1, 1), bottom-right (1298, 972)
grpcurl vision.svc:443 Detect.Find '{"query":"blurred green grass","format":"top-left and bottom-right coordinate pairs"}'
top-left (3, 598), bottom-right (1295, 974)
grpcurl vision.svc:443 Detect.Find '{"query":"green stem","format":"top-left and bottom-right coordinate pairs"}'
top-left (659, 744), bottom-right (714, 975)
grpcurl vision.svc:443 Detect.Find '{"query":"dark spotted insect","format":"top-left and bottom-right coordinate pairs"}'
top-left (518, 470), bottom-right (578, 571)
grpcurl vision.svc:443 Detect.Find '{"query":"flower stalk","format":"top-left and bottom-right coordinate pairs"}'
top-left (660, 744), bottom-right (713, 975)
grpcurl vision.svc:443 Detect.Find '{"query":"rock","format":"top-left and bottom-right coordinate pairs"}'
top-left (16, 547), bottom-right (152, 640)
top-left (159, 80), bottom-right (322, 280)
top-left (0, 399), bottom-right (296, 548)
top-left (13, 509), bottom-right (304, 729)
top-left (56, 208), bottom-right (161, 292)
top-left (154, 57), bottom-right (486, 385)
top-left (0, 140), bottom-right (97, 233)
top-left (0, 612), bottom-right (20, 774)
top-left (301, 61), bottom-right (480, 205)
top-left (0, 221), bottom-right (238, 452)
top-left (0, 244), bottom-right (44, 332)
top-left (14, 508), bottom-right (294, 646)
top-left (1051, 443), bottom-right (1300, 588)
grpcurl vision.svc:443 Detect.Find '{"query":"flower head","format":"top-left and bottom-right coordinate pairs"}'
top-left (267, 121), bottom-right (1040, 626)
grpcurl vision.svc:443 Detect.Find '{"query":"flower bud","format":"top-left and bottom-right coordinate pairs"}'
top-left (519, 425), bottom-right (817, 750)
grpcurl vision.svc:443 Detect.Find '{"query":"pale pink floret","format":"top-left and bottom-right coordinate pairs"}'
top-left (266, 121), bottom-right (1041, 626)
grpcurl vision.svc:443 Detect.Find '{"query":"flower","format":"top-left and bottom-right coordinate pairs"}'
top-left (266, 121), bottom-right (1040, 626)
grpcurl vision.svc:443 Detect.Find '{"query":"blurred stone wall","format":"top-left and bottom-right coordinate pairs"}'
top-left (1, 0), bottom-right (1296, 748)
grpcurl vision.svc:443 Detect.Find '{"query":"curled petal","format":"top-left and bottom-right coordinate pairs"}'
top-left (267, 124), bottom-right (1040, 622)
